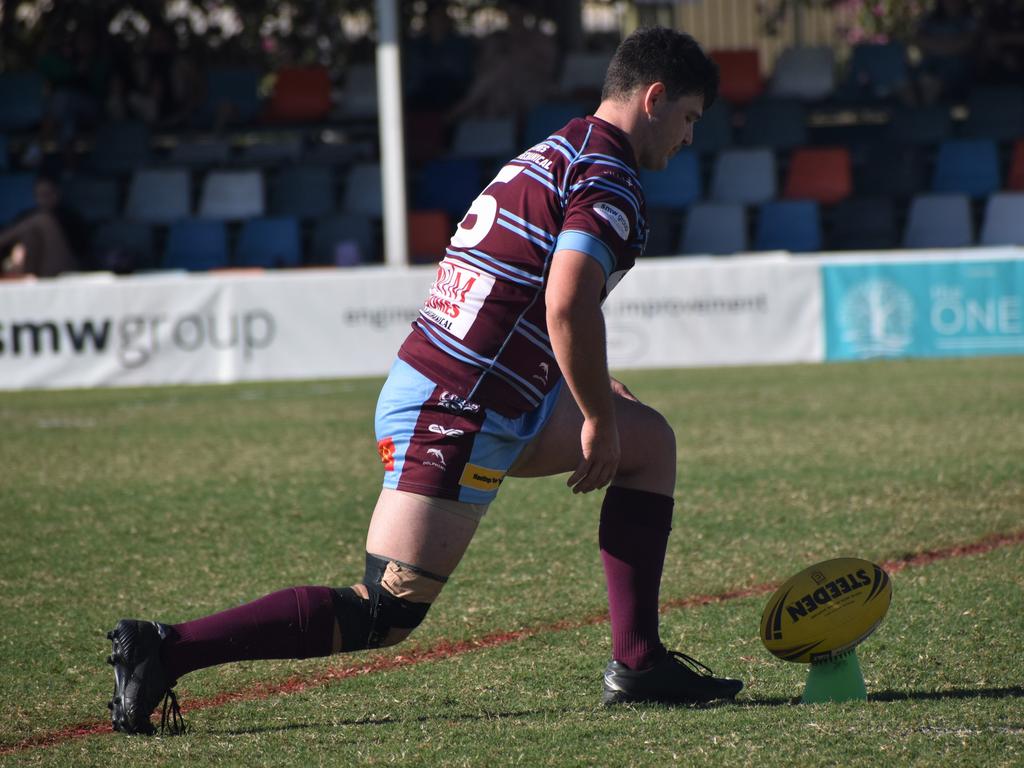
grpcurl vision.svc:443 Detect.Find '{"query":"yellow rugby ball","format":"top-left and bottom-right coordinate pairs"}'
top-left (760, 557), bottom-right (892, 663)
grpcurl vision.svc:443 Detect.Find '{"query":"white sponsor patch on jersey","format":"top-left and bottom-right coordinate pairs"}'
top-left (593, 202), bottom-right (630, 240)
top-left (421, 258), bottom-right (496, 340)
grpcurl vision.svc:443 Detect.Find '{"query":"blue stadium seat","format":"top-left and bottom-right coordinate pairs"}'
top-left (338, 63), bottom-right (378, 119)
top-left (170, 139), bottom-right (231, 168)
top-left (843, 43), bottom-right (909, 101)
top-left (312, 213), bottom-right (376, 265)
top-left (769, 46), bottom-right (836, 101)
top-left (689, 99), bottom-right (733, 155)
top-left (235, 216), bottom-right (302, 268)
top-left (0, 173), bottom-right (36, 225)
top-left (451, 117), bottom-right (518, 160)
top-left (198, 169), bottom-right (265, 220)
top-left (270, 165), bottom-right (335, 219)
top-left (754, 200), bottom-right (821, 252)
top-left (856, 143), bottom-right (927, 199)
top-left (63, 175), bottom-right (120, 222)
top-left (414, 157), bottom-right (481, 220)
top-left (710, 148), bottom-right (776, 205)
top-left (200, 68), bottom-right (263, 125)
top-left (92, 219), bottom-right (156, 272)
top-left (559, 52), bottom-right (609, 97)
top-left (830, 197), bottom-right (897, 251)
top-left (342, 162), bottom-right (384, 218)
top-left (903, 194), bottom-right (973, 249)
top-left (963, 85), bottom-right (1024, 141)
top-left (932, 139), bottom-right (1001, 199)
top-left (89, 121), bottom-right (152, 176)
top-left (886, 104), bottom-right (953, 146)
top-left (125, 168), bottom-right (191, 224)
top-left (524, 101), bottom-right (587, 147)
top-left (0, 71), bottom-right (45, 131)
top-left (640, 150), bottom-right (701, 209)
top-left (980, 193), bottom-right (1024, 246)
top-left (163, 219), bottom-right (229, 271)
top-left (738, 98), bottom-right (807, 150)
top-left (680, 203), bottom-right (748, 255)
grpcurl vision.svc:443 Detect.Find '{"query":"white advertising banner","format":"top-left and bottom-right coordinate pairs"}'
top-left (0, 256), bottom-right (823, 391)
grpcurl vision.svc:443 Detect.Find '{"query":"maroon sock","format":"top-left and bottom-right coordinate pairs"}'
top-left (599, 485), bottom-right (673, 671)
top-left (161, 586), bottom-right (337, 682)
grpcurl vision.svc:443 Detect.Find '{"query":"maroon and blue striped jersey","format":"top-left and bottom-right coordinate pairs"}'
top-left (398, 115), bottom-right (648, 417)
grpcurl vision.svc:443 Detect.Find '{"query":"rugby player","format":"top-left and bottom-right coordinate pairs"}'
top-left (106, 26), bottom-right (742, 735)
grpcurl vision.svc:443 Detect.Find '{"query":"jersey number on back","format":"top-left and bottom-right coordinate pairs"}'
top-left (451, 165), bottom-right (526, 249)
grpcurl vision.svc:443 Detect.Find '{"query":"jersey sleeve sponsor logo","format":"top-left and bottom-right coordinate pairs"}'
top-left (377, 437), bottom-right (396, 471)
top-left (458, 462), bottom-right (506, 491)
top-left (592, 202), bottom-right (630, 240)
top-left (421, 257), bottom-right (496, 340)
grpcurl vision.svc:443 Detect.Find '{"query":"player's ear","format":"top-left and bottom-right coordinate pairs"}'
top-left (642, 82), bottom-right (667, 119)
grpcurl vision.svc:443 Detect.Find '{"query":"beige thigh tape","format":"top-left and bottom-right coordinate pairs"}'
top-left (391, 488), bottom-right (489, 522)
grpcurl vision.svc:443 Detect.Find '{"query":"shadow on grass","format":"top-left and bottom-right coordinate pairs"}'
top-left (736, 685), bottom-right (1024, 708)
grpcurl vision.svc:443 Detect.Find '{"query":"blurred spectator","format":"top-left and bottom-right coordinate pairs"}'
top-left (446, 2), bottom-right (557, 122)
top-left (914, 0), bottom-right (981, 103)
top-left (0, 174), bottom-right (88, 278)
top-left (978, 0), bottom-right (1024, 84)
top-left (405, 4), bottom-right (476, 111)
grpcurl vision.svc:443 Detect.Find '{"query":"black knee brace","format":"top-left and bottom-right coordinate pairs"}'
top-left (332, 553), bottom-right (447, 651)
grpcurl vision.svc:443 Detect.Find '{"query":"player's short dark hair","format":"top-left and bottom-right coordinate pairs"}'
top-left (602, 27), bottom-right (719, 109)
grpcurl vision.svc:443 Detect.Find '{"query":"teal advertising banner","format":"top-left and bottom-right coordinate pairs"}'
top-left (823, 259), bottom-right (1024, 360)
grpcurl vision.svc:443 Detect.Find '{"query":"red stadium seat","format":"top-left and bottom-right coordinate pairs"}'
top-left (1009, 140), bottom-right (1024, 191)
top-left (267, 67), bottom-right (331, 122)
top-left (408, 210), bottom-right (451, 264)
top-left (784, 147), bottom-right (852, 205)
top-left (710, 49), bottom-right (763, 105)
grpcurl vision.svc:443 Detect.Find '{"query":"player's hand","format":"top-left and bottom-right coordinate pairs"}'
top-left (567, 416), bottom-right (620, 494)
top-left (610, 377), bottom-right (639, 402)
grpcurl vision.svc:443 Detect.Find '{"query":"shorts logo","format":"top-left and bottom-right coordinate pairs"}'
top-left (438, 391), bottom-right (481, 413)
top-left (377, 437), bottom-right (396, 471)
top-left (424, 448), bottom-right (447, 470)
top-left (459, 463), bottom-right (506, 492)
top-left (428, 424), bottom-right (465, 437)
top-left (593, 202), bottom-right (630, 240)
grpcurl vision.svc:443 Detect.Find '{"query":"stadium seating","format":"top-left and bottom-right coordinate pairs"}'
top-left (0, 173), bottom-right (35, 225)
top-left (738, 97), bottom-right (807, 150)
top-left (857, 143), bottom-right (928, 199)
top-left (843, 42), bottom-right (909, 101)
top-left (267, 66), bottom-right (332, 122)
top-left (0, 71), bottom-right (45, 131)
top-left (235, 216), bottom-right (302, 268)
top-left (89, 121), bottom-right (152, 176)
top-left (886, 104), bottom-right (953, 146)
top-left (91, 219), bottom-right (155, 272)
top-left (408, 210), bottom-right (452, 264)
top-left (239, 137), bottom-right (303, 166)
top-left (710, 148), bottom-right (777, 205)
top-left (710, 49), bottom-right (763, 105)
top-left (754, 200), bottom-right (822, 252)
top-left (269, 165), bottom-right (335, 219)
top-left (198, 170), bottom-right (265, 220)
top-left (1010, 140), bottom-right (1024, 191)
top-left (689, 99), bottom-right (733, 155)
top-left (524, 101), bottom-right (587, 147)
top-left (643, 208), bottom-right (680, 257)
top-left (311, 213), bottom-right (375, 265)
top-left (164, 219), bottom-right (229, 270)
top-left (963, 85), bottom-right (1024, 141)
top-left (769, 46), bottom-right (835, 101)
top-left (903, 194), bottom-right (974, 248)
top-left (125, 168), bottom-right (191, 224)
top-left (0, 135), bottom-right (7, 171)
top-left (640, 150), bottom-right (701, 209)
top-left (451, 117), bottom-right (518, 159)
top-left (170, 138), bottom-right (232, 168)
top-left (559, 52), bottom-right (609, 97)
top-left (201, 68), bottom-right (263, 125)
top-left (414, 157), bottom-right (480, 220)
top-left (979, 192), bottom-right (1024, 246)
top-left (405, 110), bottom-right (448, 166)
top-left (783, 147), bottom-right (852, 205)
top-left (932, 139), bottom-right (1001, 199)
top-left (830, 197), bottom-right (898, 251)
top-left (63, 175), bottom-right (120, 222)
top-left (342, 162), bottom-right (384, 218)
top-left (680, 203), bottom-right (748, 255)
top-left (338, 63), bottom-right (378, 119)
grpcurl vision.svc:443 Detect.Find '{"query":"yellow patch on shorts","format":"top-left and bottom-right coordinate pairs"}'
top-left (458, 463), bottom-right (506, 492)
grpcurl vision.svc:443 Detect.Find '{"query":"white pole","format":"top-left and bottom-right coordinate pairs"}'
top-left (375, 0), bottom-right (408, 267)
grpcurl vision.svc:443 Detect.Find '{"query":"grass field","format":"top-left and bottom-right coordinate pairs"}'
top-left (1, 357), bottom-right (1022, 766)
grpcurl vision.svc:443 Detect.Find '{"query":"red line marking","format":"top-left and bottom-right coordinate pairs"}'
top-left (5, 528), bottom-right (1022, 755)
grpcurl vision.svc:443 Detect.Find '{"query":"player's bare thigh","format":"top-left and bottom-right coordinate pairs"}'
top-left (508, 385), bottom-right (677, 496)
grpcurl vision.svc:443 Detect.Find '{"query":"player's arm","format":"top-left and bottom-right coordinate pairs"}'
top-left (546, 249), bottom-right (620, 494)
